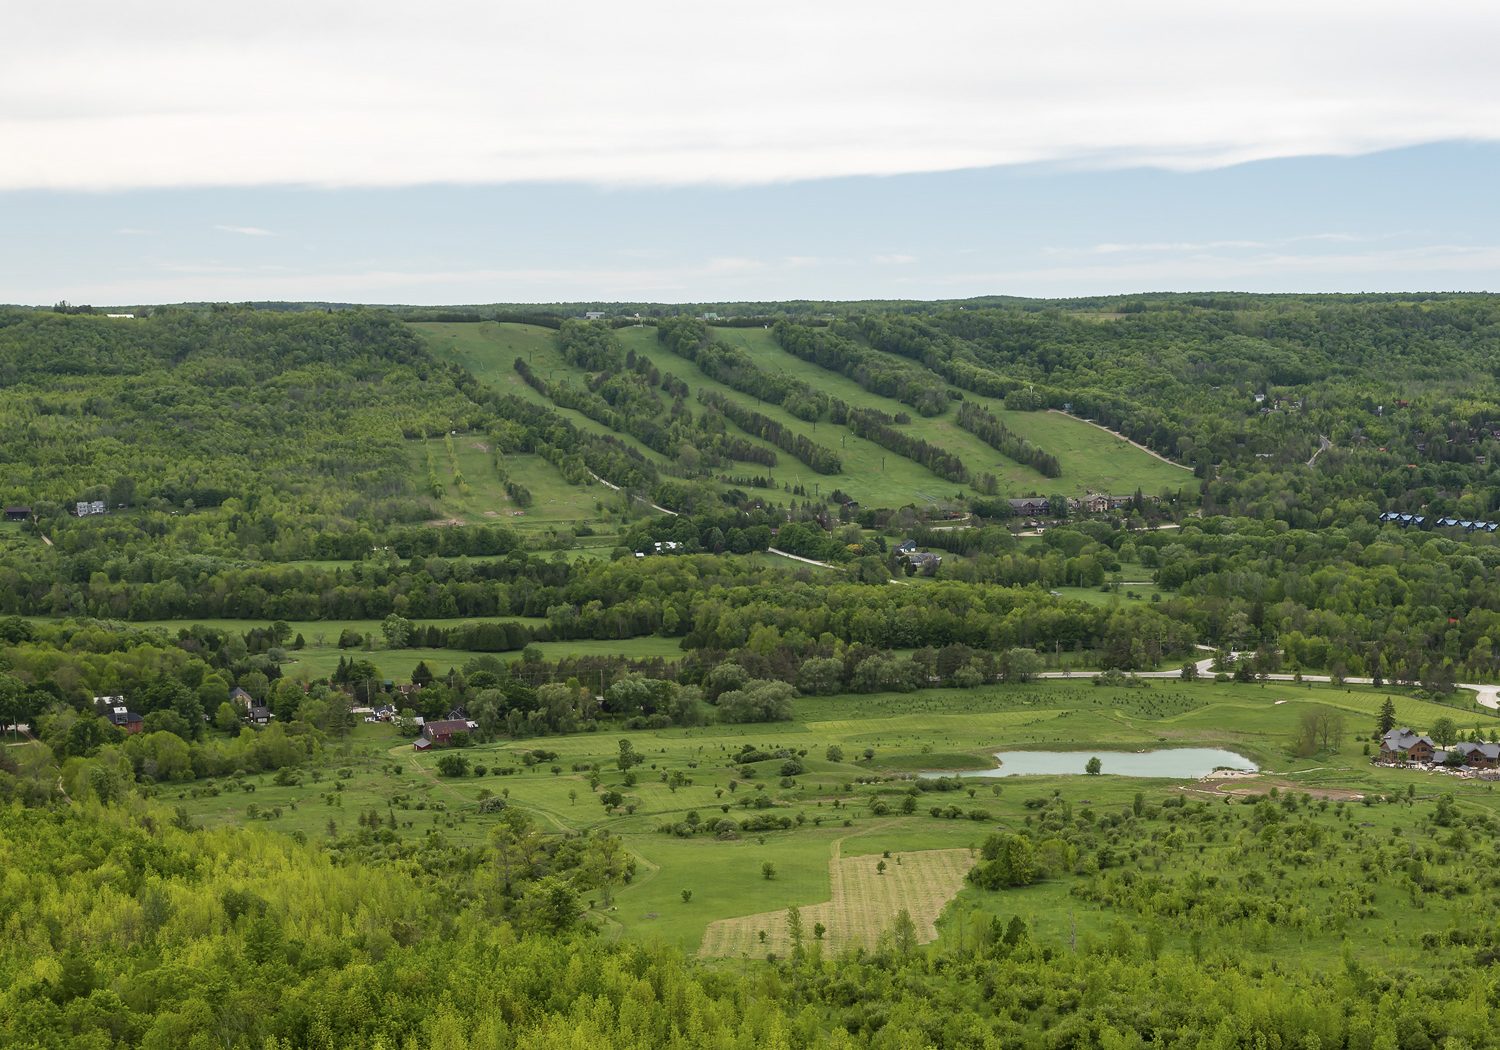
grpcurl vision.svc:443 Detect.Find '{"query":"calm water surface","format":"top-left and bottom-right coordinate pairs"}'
top-left (939, 748), bottom-right (1257, 779)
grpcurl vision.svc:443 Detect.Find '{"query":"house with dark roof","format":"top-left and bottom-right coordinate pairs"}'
top-left (229, 686), bottom-right (254, 708)
top-left (248, 705), bottom-right (272, 725)
top-left (1008, 497), bottom-right (1050, 517)
top-left (893, 539), bottom-right (918, 555)
top-left (422, 718), bottom-right (478, 747)
top-left (1380, 727), bottom-right (1437, 764)
top-left (903, 551), bottom-right (943, 576)
top-left (1448, 741), bottom-right (1500, 769)
top-left (93, 696), bottom-right (143, 734)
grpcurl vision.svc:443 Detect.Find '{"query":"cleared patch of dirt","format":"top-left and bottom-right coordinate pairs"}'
top-left (425, 518), bottom-right (466, 528)
top-left (1183, 776), bottom-right (1364, 802)
top-left (698, 847), bottom-right (974, 958)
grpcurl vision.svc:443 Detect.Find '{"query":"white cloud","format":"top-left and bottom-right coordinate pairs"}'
top-left (1080, 241), bottom-right (1266, 255)
top-left (873, 254), bottom-right (917, 265)
top-left (5, 1), bottom-right (1499, 190)
top-left (15, 258), bottom-right (790, 305)
top-left (212, 225), bottom-right (274, 236)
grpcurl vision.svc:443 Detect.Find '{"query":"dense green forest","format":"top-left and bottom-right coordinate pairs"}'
top-left (9, 296), bottom-right (1500, 1046)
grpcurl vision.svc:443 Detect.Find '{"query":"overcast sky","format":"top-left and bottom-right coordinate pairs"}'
top-left (5, 1), bottom-right (1499, 303)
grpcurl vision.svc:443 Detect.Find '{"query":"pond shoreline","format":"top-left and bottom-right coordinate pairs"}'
top-left (926, 746), bottom-right (1259, 780)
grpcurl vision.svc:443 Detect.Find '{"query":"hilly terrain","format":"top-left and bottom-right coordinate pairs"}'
top-left (8, 295), bottom-right (1500, 1047)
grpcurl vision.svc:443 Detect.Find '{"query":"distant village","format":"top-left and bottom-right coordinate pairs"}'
top-left (1378, 512), bottom-right (1500, 534)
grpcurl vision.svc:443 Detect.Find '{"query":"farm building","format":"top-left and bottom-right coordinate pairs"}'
top-left (3, 506), bottom-right (30, 522)
top-left (421, 718), bottom-right (478, 747)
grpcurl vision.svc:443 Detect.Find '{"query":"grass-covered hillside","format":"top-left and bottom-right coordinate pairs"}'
top-left (418, 318), bottom-right (1191, 512)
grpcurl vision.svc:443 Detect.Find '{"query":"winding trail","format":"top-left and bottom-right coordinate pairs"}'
top-left (1307, 435), bottom-right (1332, 468)
top-left (766, 547), bottom-right (834, 569)
top-left (586, 471), bottom-right (677, 516)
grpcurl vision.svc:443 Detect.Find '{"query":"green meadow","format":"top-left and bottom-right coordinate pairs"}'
top-left (408, 436), bottom-right (606, 529)
top-left (174, 676), bottom-right (1500, 961)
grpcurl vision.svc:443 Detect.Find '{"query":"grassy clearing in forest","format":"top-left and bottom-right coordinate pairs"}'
top-left (407, 437), bottom-right (605, 528)
top-left (699, 846), bottom-right (974, 957)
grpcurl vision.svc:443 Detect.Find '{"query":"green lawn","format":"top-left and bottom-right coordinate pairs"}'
top-left (175, 676), bottom-right (1500, 959)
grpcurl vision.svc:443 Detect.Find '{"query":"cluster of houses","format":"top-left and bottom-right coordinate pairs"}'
top-left (1008, 493), bottom-right (1153, 520)
top-left (4, 502), bottom-right (113, 521)
top-left (1378, 512), bottom-right (1500, 534)
top-left (634, 540), bottom-right (683, 558)
top-left (1379, 727), bottom-right (1500, 772)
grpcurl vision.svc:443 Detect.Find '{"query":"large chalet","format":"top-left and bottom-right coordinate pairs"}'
top-left (1380, 727), bottom-right (1500, 769)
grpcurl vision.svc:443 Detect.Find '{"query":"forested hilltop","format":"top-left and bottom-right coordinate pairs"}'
top-left (9, 297), bottom-right (1500, 1046)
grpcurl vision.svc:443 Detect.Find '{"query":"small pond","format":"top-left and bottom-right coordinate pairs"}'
top-left (934, 748), bottom-right (1257, 779)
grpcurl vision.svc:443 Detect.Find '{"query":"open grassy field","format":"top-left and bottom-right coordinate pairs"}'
top-left (699, 845), bottom-right (974, 957)
top-left (713, 326), bottom-right (1192, 498)
top-left (174, 676), bottom-right (1500, 961)
top-left (409, 437), bottom-right (604, 529)
top-left (0, 519), bottom-right (38, 553)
